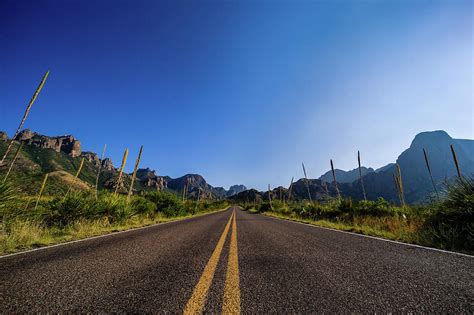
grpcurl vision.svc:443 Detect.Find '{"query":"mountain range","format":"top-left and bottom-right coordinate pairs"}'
top-left (0, 129), bottom-right (246, 198)
top-left (1, 129), bottom-right (472, 204)
top-left (231, 130), bottom-right (473, 204)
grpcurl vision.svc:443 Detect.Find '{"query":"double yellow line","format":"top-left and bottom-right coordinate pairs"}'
top-left (184, 208), bottom-right (240, 314)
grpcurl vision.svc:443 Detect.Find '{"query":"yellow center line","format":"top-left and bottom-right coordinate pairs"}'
top-left (222, 208), bottom-right (241, 314)
top-left (184, 210), bottom-right (234, 314)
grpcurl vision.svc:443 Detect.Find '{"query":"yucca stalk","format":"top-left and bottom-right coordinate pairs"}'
top-left (287, 176), bottom-right (294, 203)
top-left (330, 159), bottom-right (341, 199)
top-left (450, 144), bottom-right (462, 178)
top-left (1, 71), bottom-right (50, 166)
top-left (65, 157), bottom-right (85, 197)
top-left (302, 162), bottom-right (313, 203)
top-left (114, 148), bottom-right (129, 194)
top-left (35, 173), bottom-right (49, 211)
top-left (396, 164), bottom-right (406, 207)
top-left (358, 150), bottom-right (367, 201)
top-left (95, 144), bottom-right (107, 199)
top-left (3, 141), bottom-right (24, 183)
top-left (268, 184), bottom-right (273, 210)
top-left (392, 173), bottom-right (403, 206)
top-left (126, 145), bottom-right (144, 202)
top-left (183, 178), bottom-right (189, 201)
top-left (194, 188), bottom-right (201, 213)
top-left (423, 148), bottom-right (440, 201)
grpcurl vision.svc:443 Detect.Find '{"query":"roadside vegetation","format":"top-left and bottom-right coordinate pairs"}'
top-left (242, 177), bottom-right (474, 254)
top-left (0, 187), bottom-right (228, 254)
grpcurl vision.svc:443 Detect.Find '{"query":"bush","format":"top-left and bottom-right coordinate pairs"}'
top-left (45, 192), bottom-right (91, 226)
top-left (423, 177), bottom-right (474, 251)
top-left (144, 191), bottom-right (185, 217)
top-left (353, 198), bottom-right (393, 216)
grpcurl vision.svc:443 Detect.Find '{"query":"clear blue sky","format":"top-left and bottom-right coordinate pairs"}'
top-left (0, 0), bottom-right (472, 190)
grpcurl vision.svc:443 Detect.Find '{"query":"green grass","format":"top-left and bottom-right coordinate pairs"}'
top-left (0, 189), bottom-right (229, 255)
top-left (242, 179), bottom-right (474, 254)
top-left (263, 211), bottom-right (420, 242)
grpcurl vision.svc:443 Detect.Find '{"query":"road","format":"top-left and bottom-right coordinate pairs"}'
top-left (1, 206), bottom-right (473, 313)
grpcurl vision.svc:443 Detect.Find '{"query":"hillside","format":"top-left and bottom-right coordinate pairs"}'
top-left (0, 130), bottom-right (243, 198)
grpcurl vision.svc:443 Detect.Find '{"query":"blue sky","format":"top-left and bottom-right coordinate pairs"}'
top-left (0, 0), bottom-right (472, 190)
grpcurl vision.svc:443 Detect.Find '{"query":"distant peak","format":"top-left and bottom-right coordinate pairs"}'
top-left (410, 130), bottom-right (452, 148)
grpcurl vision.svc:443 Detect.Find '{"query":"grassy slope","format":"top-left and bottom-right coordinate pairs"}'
top-left (0, 141), bottom-right (128, 195)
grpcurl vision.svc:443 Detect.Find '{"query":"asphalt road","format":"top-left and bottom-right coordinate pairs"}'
top-left (1, 206), bottom-right (473, 313)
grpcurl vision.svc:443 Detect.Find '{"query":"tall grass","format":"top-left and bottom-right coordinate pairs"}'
top-left (1, 190), bottom-right (228, 254)
top-left (422, 177), bottom-right (474, 251)
top-left (0, 71), bottom-right (50, 166)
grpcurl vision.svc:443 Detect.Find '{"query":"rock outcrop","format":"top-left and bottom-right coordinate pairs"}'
top-left (227, 184), bottom-right (247, 197)
top-left (136, 168), bottom-right (168, 190)
top-left (15, 129), bottom-right (82, 157)
top-left (0, 131), bottom-right (8, 141)
top-left (81, 151), bottom-right (115, 171)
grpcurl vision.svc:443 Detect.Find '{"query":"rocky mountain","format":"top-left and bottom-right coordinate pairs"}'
top-left (233, 130), bottom-right (473, 204)
top-left (229, 189), bottom-right (264, 203)
top-left (15, 129), bottom-right (82, 157)
top-left (319, 167), bottom-right (374, 184)
top-left (375, 163), bottom-right (395, 173)
top-left (227, 185), bottom-right (247, 196)
top-left (166, 174), bottom-right (233, 200)
top-left (0, 130), bottom-right (218, 197)
top-left (135, 168), bottom-right (169, 190)
top-left (3, 128), bottom-right (471, 203)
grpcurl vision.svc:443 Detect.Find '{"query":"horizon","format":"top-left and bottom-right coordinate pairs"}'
top-left (1, 0), bottom-right (472, 191)
top-left (0, 127), bottom-right (470, 191)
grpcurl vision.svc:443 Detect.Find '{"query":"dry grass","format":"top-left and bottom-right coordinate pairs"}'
top-left (0, 208), bottom-right (227, 255)
top-left (263, 211), bottom-right (424, 243)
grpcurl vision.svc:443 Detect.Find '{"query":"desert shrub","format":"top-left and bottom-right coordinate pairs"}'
top-left (144, 191), bottom-right (185, 217)
top-left (130, 196), bottom-right (156, 216)
top-left (257, 202), bottom-right (273, 213)
top-left (422, 177), bottom-right (474, 251)
top-left (301, 202), bottom-right (342, 220)
top-left (44, 192), bottom-right (91, 226)
top-left (353, 198), bottom-right (393, 216)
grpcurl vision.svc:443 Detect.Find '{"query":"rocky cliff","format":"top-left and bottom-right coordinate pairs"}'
top-left (15, 129), bottom-right (82, 157)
